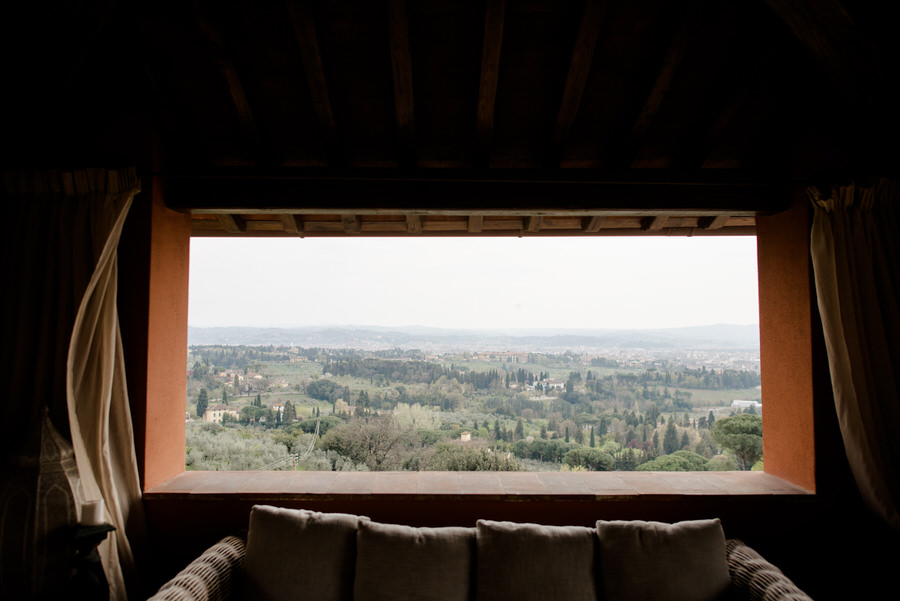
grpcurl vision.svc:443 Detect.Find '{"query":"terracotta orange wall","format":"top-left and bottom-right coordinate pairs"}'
top-left (120, 175), bottom-right (192, 490)
top-left (125, 188), bottom-right (821, 491)
top-left (756, 189), bottom-right (817, 491)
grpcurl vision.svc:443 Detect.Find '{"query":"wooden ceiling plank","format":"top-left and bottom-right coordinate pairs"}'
top-left (193, 1), bottom-right (264, 164)
top-left (217, 213), bottom-right (246, 233)
top-left (468, 215), bottom-right (484, 233)
top-left (406, 214), bottom-right (422, 233)
top-left (550, 0), bottom-right (610, 166)
top-left (476, 0), bottom-right (506, 167)
top-left (423, 219), bottom-right (468, 233)
top-left (388, 0), bottom-right (416, 168)
top-left (286, 0), bottom-right (342, 165)
top-left (627, 0), bottom-right (705, 161)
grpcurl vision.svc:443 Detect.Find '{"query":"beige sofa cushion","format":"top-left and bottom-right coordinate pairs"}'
top-left (475, 520), bottom-right (598, 601)
top-left (242, 505), bottom-right (368, 601)
top-left (354, 521), bottom-right (476, 601)
top-left (595, 518), bottom-right (731, 601)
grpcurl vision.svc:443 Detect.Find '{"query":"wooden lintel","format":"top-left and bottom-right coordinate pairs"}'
top-left (698, 215), bottom-right (729, 230)
top-left (342, 215), bottom-right (361, 233)
top-left (476, 0), bottom-right (506, 166)
top-left (583, 216), bottom-right (605, 232)
top-left (550, 0), bottom-right (609, 165)
top-left (166, 172), bottom-right (789, 216)
top-left (406, 214), bottom-right (422, 233)
top-left (286, 0), bottom-right (341, 165)
top-left (388, 0), bottom-right (416, 166)
top-left (280, 213), bottom-right (303, 234)
top-left (217, 213), bottom-right (246, 233)
top-left (524, 216), bottom-right (543, 232)
top-left (468, 215), bottom-right (484, 233)
top-left (641, 215), bottom-right (668, 231)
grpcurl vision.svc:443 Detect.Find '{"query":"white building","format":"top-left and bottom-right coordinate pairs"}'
top-left (731, 399), bottom-right (762, 411)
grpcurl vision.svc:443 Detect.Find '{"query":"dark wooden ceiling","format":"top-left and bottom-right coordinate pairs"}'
top-left (3, 0), bottom-right (898, 236)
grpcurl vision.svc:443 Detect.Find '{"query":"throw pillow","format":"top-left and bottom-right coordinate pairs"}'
top-left (354, 521), bottom-right (476, 601)
top-left (475, 519), bottom-right (598, 601)
top-left (595, 518), bottom-right (731, 601)
top-left (242, 505), bottom-right (369, 601)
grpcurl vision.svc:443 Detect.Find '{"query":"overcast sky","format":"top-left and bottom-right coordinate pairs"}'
top-left (188, 235), bottom-right (759, 331)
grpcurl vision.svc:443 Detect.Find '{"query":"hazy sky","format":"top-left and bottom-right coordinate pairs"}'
top-left (188, 235), bottom-right (759, 330)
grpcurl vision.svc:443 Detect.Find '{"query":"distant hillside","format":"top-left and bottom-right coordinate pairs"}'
top-left (187, 324), bottom-right (759, 351)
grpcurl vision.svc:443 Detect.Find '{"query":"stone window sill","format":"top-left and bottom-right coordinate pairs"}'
top-left (144, 470), bottom-right (812, 502)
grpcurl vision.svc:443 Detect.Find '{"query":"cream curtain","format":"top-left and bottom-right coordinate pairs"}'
top-left (1, 168), bottom-right (145, 600)
top-left (810, 179), bottom-right (900, 531)
top-left (65, 168), bottom-right (146, 600)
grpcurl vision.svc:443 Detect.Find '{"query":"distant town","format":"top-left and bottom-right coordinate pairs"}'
top-left (185, 325), bottom-right (763, 473)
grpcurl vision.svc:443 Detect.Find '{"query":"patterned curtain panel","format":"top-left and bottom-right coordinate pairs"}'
top-left (1, 169), bottom-right (146, 600)
top-left (810, 179), bottom-right (900, 531)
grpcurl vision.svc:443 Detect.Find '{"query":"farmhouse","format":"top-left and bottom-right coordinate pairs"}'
top-left (201, 404), bottom-right (240, 424)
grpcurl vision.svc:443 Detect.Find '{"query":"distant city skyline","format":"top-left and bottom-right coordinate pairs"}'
top-left (188, 236), bottom-right (760, 331)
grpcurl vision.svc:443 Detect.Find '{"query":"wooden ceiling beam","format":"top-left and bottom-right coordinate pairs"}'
top-left (138, 59), bottom-right (195, 161)
top-left (286, 0), bottom-right (342, 166)
top-left (764, 0), bottom-right (894, 129)
top-left (280, 213), bottom-right (304, 234)
top-left (698, 215), bottom-right (729, 230)
top-left (475, 0), bottom-right (506, 168)
top-left (582, 216), bottom-right (605, 232)
top-left (193, 1), bottom-right (265, 165)
top-left (388, 0), bottom-right (416, 168)
top-left (549, 0), bottom-right (609, 167)
top-left (524, 216), bottom-right (543, 233)
top-left (626, 0), bottom-right (704, 166)
top-left (702, 47), bottom-right (781, 169)
top-left (406, 214), bottom-right (422, 233)
top-left (342, 215), bottom-right (361, 233)
top-left (217, 213), bottom-right (246, 233)
top-left (468, 215), bottom-right (484, 233)
top-left (640, 215), bottom-right (668, 231)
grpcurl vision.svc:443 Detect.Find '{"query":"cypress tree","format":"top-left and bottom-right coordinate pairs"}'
top-left (663, 419), bottom-right (679, 454)
top-left (196, 388), bottom-right (209, 419)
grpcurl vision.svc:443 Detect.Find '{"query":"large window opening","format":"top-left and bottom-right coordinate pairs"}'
top-left (185, 236), bottom-right (761, 473)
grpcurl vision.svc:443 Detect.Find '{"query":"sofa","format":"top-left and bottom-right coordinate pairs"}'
top-left (147, 505), bottom-right (813, 601)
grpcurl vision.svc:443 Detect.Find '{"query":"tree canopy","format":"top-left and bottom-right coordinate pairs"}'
top-left (711, 414), bottom-right (763, 470)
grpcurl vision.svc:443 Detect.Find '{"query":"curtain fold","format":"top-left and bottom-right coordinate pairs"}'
top-left (65, 168), bottom-right (146, 600)
top-left (810, 179), bottom-right (900, 531)
top-left (2, 168), bottom-right (146, 600)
